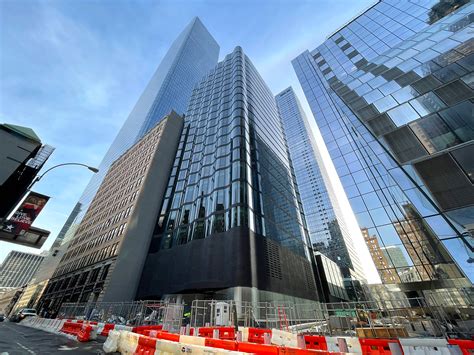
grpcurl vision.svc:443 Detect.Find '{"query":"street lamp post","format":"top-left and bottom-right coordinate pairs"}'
top-left (5, 162), bottom-right (99, 221)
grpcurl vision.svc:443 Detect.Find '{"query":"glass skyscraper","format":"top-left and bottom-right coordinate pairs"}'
top-left (138, 47), bottom-right (318, 303)
top-left (58, 17), bottom-right (219, 244)
top-left (275, 87), bottom-right (379, 301)
top-left (293, 0), bottom-right (473, 301)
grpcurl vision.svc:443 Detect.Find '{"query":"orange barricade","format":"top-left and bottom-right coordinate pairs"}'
top-left (133, 325), bottom-right (163, 335)
top-left (60, 321), bottom-right (83, 336)
top-left (304, 335), bottom-right (328, 351)
top-left (135, 335), bottom-right (158, 355)
top-left (199, 327), bottom-right (236, 340)
top-left (448, 339), bottom-right (474, 355)
top-left (77, 325), bottom-right (93, 342)
top-left (278, 347), bottom-right (335, 355)
top-left (238, 342), bottom-right (279, 354)
top-left (248, 328), bottom-right (272, 344)
top-left (205, 338), bottom-right (239, 351)
top-left (198, 327), bottom-right (214, 338)
top-left (359, 338), bottom-right (401, 355)
top-left (101, 323), bottom-right (115, 336)
top-left (155, 331), bottom-right (180, 342)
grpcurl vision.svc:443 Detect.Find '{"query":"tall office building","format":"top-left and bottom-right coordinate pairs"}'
top-left (58, 17), bottom-right (219, 246)
top-left (0, 251), bottom-right (44, 289)
top-left (40, 114), bottom-right (183, 312)
top-left (275, 87), bottom-right (379, 301)
top-left (293, 0), bottom-right (473, 301)
top-left (138, 47), bottom-right (318, 303)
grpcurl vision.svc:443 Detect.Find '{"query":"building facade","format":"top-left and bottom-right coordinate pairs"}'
top-left (138, 47), bottom-right (318, 304)
top-left (293, 0), bottom-right (473, 300)
top-left (58, 17), bottom-right (219, 247)
top-left (0, 251), bottom-right (44, 289)
top-left (40, 114), bottom-right (183, 312)
top-left (275, 87), bottom-right (379, 301)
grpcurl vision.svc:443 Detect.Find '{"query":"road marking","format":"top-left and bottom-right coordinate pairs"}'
top-left (15, 342), bottom-right (36, 355)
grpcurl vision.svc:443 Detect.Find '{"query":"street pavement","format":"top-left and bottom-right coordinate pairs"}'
top-left (0, 321), bottom-right (107, 354)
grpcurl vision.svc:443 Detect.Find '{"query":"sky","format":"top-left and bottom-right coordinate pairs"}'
top-left (0, 0), bottom-right (374, 263)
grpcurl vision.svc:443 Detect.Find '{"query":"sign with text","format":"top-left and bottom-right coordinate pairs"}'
top-left (2, 191), bottom-right (49, 235)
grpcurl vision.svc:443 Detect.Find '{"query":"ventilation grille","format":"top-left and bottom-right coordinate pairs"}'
top-left (263, 239), bottom-right (282, 280)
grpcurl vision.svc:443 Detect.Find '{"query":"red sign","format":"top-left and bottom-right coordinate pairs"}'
top-left (2, 192), bottom-right (49, 235)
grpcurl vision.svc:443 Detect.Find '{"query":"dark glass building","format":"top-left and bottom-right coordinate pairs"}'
top-left (139, 47), bottom-right (318, 303)
top-left (275, 87), bottom-right (380, 301)
top-left (293, 0), bottom-right (473, 302)
top-left (58, 17), bottom-right (220, 246)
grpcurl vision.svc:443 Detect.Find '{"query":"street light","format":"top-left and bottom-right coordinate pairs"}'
top-left (29, 162), bottom-right (99, 188)
top-left (6, 162), bottom-right (99, 220)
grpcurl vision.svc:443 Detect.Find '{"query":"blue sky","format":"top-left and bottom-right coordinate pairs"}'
top-left (0, 0), bottom-right (374, 263)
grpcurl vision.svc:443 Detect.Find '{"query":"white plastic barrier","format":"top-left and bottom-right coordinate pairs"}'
top-left (326, 336), bottom-right (362, 353)
top-left (154, 338), bottom-right (182, 355)
top-left (103, 329), bottom-right (121, 353)
top-left (115, 324), bottom-right (133, 332)
top-left (271, 328), bottom-right (298, 347)
top-left (399, 337), bottom-right (462, 354)
top-left (240, 327), bottom-right (249, 342)
top-left (117, 331), bottom-right (139, 355)
top-left (180, 334), bottom-right (206, 346)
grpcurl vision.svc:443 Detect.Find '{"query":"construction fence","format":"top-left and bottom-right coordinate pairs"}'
top-left (58, 296), bottom-right (473, 339)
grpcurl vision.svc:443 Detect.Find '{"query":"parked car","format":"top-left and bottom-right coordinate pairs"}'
top-left (10, 308), bottom-right (37, 322)
top-left (0, 314), bottom-right (5, 322)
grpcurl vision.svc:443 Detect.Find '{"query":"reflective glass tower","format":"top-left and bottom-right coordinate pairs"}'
top-left (59, 17), bottom-right (219, 244)
top-left (293, 0), bottom-right (473, 302)
top-left (275, 87), bottom-right (379, 301)
top-left (138, 47), bottom-right (318, 303)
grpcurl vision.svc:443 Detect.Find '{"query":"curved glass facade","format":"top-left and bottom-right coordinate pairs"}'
top-left (140, 47), bottom-right (317, 302)
top-left (293, 0), bottom-right (473, 291)
top-left (154, 47), bottom-right (310, 258)
top-left (59, 18), bottom-right (219, 245)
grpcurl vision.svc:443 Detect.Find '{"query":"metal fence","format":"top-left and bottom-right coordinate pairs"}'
top-left (57, 297), bottom-right (473, 338)
top-left (190, 298), bottom-right (473, 338)
top-left (58, 300), bottom-right (184, 331)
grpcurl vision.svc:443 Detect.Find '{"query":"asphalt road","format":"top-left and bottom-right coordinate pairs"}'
top-left (0, 321), bottom-right (107, 354)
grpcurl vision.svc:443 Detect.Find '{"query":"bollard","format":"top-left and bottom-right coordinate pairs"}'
top-left (213, 329), bottom-right (220, 339)
top-left (263, 333), bottom-right (271, 345)
top-left (337, 338), bottom-right (349, 352)
top-left (297, 335), bottom-right (306, 349)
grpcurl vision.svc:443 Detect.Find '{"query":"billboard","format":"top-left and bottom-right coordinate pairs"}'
top-left (1, 191), bottom-right (50, 248)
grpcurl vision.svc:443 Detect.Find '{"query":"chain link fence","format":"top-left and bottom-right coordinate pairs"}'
top-left (58, 300), bottom-right (184, 331)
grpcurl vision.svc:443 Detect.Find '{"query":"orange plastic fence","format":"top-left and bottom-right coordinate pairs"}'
top-left (205, 338), bottom-right (239, 351)
top-left (155, 331), bottom-right (180, 342)
top-left (135, 335), bottom-right (157, 355)
top-left (304, 335), bottom-right (328, 351)
top-left (133, 325), bottom-right (163, 335)
top-left (101, 323), bottom-right (115, 336)
top-left (60, 321), bottom-right (83, 336)
top-left (238, 342), bottom-right (279, 354)
top-left (248, 327), bottom-right (272, 344)
top-left (448, 339), bottom-right (474, 355)
top-left (198, 326), bottom-right (236, 340)
top-left (77, 325), bottom-right (93, 342)
top-left (359, 338), bottom-right (401, 355)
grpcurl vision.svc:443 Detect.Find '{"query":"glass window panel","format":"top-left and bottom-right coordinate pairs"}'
top-left (434, 80), bottom-right (474, 106)
top-left (387, 102), bottom-right (420, 126)
top-left (439, 100), bottom-right (474, 142)
top-left (451, 144), bottom-right (474, 183)
top-left (383, 126), bottom-right (428, 163)
top-left (409, 92), bottom-right (446, 117)
top-left (373, 95), bottom-right (398, 112)
top-left (410, 113), bottom-right (460, 153)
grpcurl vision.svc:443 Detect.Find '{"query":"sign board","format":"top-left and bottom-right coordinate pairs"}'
top-left (0, 191), bottom-right (50, 248)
